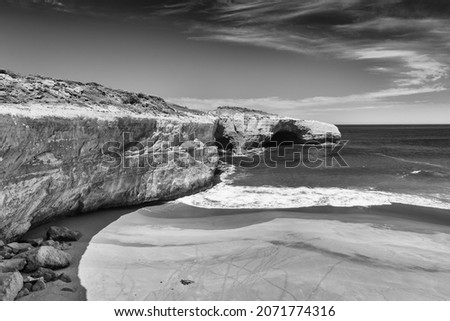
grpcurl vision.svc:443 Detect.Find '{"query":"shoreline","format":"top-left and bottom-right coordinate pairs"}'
top-left (18, 200), bottom-right (450, 301)
top-left (16, 205), bottom-right (145, 301)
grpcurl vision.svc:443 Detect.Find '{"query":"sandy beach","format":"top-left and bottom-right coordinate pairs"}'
top-left (15, 200), bottom-right (450, 301)
top-left (76, 203), bottom-right (450, 301)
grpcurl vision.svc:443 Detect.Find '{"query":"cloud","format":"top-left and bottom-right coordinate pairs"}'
top-left (168, 84), bottom-right (445, 114)
top-left (7, 0), bottom-right (450, 112)
top-left (351, 47), bottom-right (449, 87)
top-left (183, 1), bottom-right (450, 112)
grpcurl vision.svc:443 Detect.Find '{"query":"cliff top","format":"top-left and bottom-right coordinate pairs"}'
top-left (214, 106), bottom-right (276, 116)
top-left (0, 69), bottom-right (206, 118)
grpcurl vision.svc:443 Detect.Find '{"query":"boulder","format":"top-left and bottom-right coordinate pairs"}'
top-left (0, 248), bottom-right (13, 259)
top-left (15, 246), bottom-right (71, 271)
top-left (0, 240), bottom-right (4, 249)
top-left (46, 226), bottom-right (82, 242)
top-left (21, 238), bottom-right (44, 247)
top-left (0, 272), bottom-right (23, 301)
top-left (6, 242), bottom-right (32, 254)
top-left (32, 267), bottom-right (59, 282)
top-left (23, 282), bottom-right (33, 291)
top-left (0, 258), bottom-right (26, 272)
top-left (60, 243), bottom-right (71, 250)
top-left (31, 279), bottom-right (46, 292)
top-left (32, 246), bottom-right (72, 269)
top-left (42, 240), bottom-right (61, 249)
top-left (14, 249), bottom-right (40, 273)
top-left (59, 273), bottom-right (72, 283)
top-left (16, 288), bottom-right (30, 299)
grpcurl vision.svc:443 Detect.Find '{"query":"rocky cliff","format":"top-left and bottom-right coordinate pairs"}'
top-left (0, 70), bottom-right (219, 241)
top-left (0, 70), bottom-right (341, 241)
top-left (213, 107), bottom-right (341, 153)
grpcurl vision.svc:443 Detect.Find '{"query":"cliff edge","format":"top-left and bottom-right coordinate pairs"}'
top-left (0, 70), bottom-right (218, 241)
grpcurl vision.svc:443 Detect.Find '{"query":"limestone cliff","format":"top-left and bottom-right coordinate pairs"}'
top-left (213, 107), bottom-right (341, 153)
top-left (0, 70), bottom-right (218, 241)
top-left (0, 70), bottom-right (341, 241)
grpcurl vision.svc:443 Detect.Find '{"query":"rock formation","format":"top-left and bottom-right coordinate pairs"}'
top-left (0, 271), bottom-right (23, 301)
top-left (0, 70), bottom-right (219, 241)
top-left (213, 107), bottom-right (341, 153)
top-left (0, 70), bottom-right (341, 241)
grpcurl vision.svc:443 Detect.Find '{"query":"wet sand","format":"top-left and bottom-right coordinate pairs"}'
top-left (78, 203), bottom-right (450, 301)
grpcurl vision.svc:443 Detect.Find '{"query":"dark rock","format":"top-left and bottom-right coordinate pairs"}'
top-left (60, 242), bottom-right (71, 250)
top-left (0, 248), bottom-right (13, 260)
top-left (47, 226), bottom-right (82, 242)
top-left (23, 282), bottom-right (33, 291)
top-left (61, 287), bottom-right (74, 292)
top-left (6, 242), bottom-right (32, 254)
top-left (16, 287), bottom-right (30, 299)
top-left (0, 240), bottom-right (4, 249)
top-left (32, 267), bottom-right (59, 282)
top-left (23, 260), bottom-right (40, 273)
top-left (21, 238), bottom-right (44, 247)
top-left (41, 240), bottom-right (61, 249)
top-left (31, 279), bottom-right (46, 292)
top-left (59, 273), bottom-right (72, 283)
top-left (0, 272), bottom-right (23, 301)
top-left (180, 279), bottom-right (195, 285)
top-left (0, 258), bottom-right (26, 272)
top-left (14, 248), bottom-right (39, 273)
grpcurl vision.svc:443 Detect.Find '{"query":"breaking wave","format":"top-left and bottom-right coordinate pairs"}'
top-left (177, 183), bottom-right (450, 210)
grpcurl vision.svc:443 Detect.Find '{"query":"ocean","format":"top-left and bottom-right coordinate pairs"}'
top-left (79, 125), bottom-right (450, 300)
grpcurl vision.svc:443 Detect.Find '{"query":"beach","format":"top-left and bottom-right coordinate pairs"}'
top-left (78, 202), bottom-right (450, 301)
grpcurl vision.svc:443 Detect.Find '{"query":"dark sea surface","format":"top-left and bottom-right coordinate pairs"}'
top-left (227, 125), bottom-right (450, 199)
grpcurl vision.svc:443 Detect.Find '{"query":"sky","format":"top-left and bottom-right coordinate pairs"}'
top-left (0, 0), bottom-right (449, 124)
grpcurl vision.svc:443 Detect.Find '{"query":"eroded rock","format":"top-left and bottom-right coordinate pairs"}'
top-left (0, 258), bottom-right (26, 272)
top-left (59, 273), bottom-right (72, 283)
top-left (21, 238), bottom-right (44, 247)
top-left (31, 246), bottom-right (72, 270)
top-left (213, 107), bottom-right (341, 153)
top-left (0, 271), bottom-right (23, 301)
top-left (32, 267), bottom-right (59, 282)
top-left (47, 226), bottom-right (82, 242)
top-left (16, 287), bottom-right (30, 299)
top-left (15, 246), bottom-right (71, 271)
top-left (31, 279), bottom-right (46, 292)
top-left (6, 242), bottom-right (32, 254)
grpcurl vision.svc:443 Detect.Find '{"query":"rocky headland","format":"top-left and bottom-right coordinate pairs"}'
top-left (213, 106), bottom-right (341, 154)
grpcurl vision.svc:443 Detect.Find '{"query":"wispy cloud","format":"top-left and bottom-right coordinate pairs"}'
top-left (170, 0), bottom-right (450, 110)
top-left (7, 0), bottom-right (450, 114)
top-left (169, 84), bottom-right (444, 113)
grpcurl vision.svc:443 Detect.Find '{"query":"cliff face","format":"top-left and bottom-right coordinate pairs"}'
top-left (213, 107), bottom-right (341, 153)
top-left (0, 70), bottom-right (341, 241)
top-left (0, 71), bottom-right (218, 241)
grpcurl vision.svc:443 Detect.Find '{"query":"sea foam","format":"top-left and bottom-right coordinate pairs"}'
top-left (177, 181), bottom-right (450, 210)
